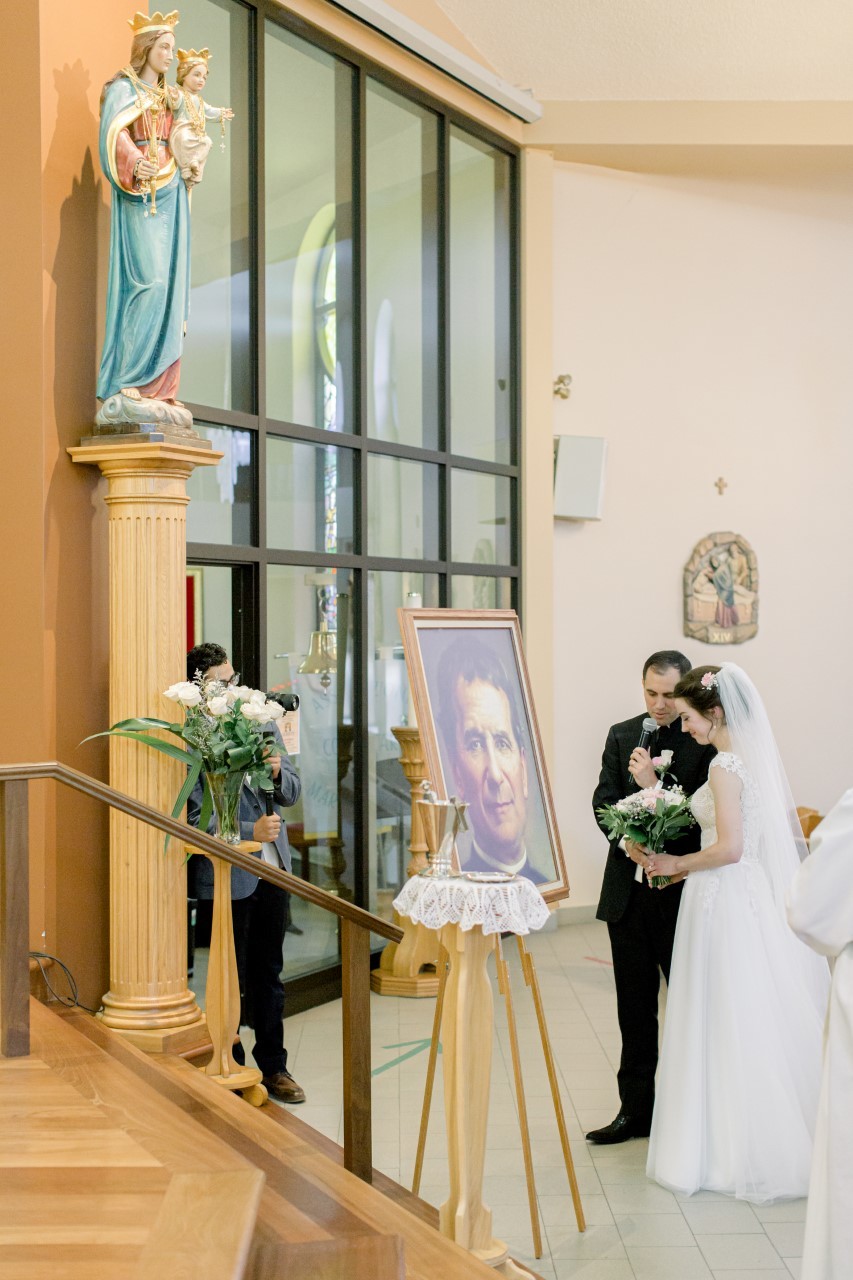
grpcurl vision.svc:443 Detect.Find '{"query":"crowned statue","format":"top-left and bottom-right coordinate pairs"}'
top-left (94, 11), bottom-right (232, 439)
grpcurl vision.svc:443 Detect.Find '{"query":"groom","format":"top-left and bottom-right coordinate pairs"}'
top-left (589, 650), bottom-right (715, 1144)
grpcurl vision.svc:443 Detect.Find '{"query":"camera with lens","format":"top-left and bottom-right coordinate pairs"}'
top-left (266, 690), bottom-right (300, 713)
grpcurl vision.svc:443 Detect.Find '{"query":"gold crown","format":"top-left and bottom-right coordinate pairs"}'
top-left (127, 10), bottom-right (180, 36)
top-left (177, 47), bottom-right (211, 66)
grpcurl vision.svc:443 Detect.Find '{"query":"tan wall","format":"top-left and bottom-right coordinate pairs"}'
top-left (520, 150), bottom-right (555, 765)
top-left (551, 160), bottom-right (853, 908)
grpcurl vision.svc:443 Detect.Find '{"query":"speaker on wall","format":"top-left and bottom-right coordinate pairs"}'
top-left (553, 435), bottom-right (607, 521)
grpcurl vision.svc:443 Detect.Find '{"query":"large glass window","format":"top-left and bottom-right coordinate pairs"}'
top-left (265, 25), bottom-right (354, 432)
top-left (267, 565), bottom-right (354, 978)
top-left (366, 82), bottom-right (439, 449)
top-left (451, 468), bottom-right (513, 565)
top-left (367, 571), bottom-right (439, 920)
top-left (366, 456), bottom-right (439, 560)
top-left (187, 425), bottom-right (254, 546)
top-left (449, 130), bottom-right (512, 463)
top-left (178, 0), bottom-right (252, 411)
top-left (268, 437), bottom-right (355, 554)
top-left (184, 3), bottom-right (519, 1006)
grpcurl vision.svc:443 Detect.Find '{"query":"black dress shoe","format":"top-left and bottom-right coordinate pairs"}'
top-left (585, 1112), bottom-right (651, 1144)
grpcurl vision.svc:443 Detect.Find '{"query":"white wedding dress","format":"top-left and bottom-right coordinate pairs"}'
top-left (647, 752), bottom-right (828, 1202)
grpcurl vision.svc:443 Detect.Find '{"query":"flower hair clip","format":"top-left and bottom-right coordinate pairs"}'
top-left (700, 671), bottom-right (719, 689)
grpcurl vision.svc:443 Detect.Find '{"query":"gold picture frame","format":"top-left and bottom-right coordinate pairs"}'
top-left (399, 608), bottom-right (569, 904)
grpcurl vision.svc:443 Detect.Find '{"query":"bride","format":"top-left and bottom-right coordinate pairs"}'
top-left (644, 663), bottom-right (829, 1202)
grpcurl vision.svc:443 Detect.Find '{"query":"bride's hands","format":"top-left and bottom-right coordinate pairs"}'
top-left (645, 852), bottom-right (680, 881)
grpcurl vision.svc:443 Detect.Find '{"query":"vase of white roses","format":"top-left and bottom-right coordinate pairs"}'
top-left (88, 675), bottom-right (286, 845)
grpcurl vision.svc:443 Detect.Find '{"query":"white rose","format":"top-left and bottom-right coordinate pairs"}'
top-left (660, 749), bottom-right (673, 766)
top-left (241, 702), bottom-right (265, 723)
top-left (249, 689), bottom-right (267, 707)
top-left (206, 695), bottom-right (230, 717)
top-left (263, 700), bottom-right (284, 721)
top-left (164, 681), bottom-right (202, 706)
top-left (229, 684), bottom-right (255, 704)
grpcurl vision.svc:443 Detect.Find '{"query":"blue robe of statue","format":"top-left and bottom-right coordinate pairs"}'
top-left (97, 77), bottom-right (190, 400)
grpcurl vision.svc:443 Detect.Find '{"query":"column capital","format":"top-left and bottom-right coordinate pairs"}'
top-left (68, 439), bottom-right (222, 478)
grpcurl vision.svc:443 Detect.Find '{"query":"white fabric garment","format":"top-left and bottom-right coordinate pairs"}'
top-left (261, 841), bottom-right (283, 869)
top-left (787, 788), bottom-right (853, 1279)
top-left (647, 753), bottom-right (830, 1202)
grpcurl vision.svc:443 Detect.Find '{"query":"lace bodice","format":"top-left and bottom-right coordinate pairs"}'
top-left (691, 752), bottom-right (761, 863)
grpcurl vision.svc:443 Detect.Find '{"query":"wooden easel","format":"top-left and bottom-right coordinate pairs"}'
top-left (412, 933), bottom-right (586, 1258)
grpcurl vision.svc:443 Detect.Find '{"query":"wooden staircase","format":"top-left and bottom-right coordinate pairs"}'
top-left (0, 999), bottom-right (502, 1280)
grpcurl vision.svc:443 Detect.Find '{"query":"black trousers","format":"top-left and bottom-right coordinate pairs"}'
top-left (229, 880), bottom-right (289, 1079)
top-left (606, 877), bottom-right (683, 1122)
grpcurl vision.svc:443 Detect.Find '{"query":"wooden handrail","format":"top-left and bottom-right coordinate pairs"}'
top-left (0, 762), bottom-right (402, 943)
top-left (0, 761), bottom-right (405, 1181)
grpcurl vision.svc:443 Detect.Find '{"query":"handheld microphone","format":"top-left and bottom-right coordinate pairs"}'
top-left (637, 717), bottom-right (657, 752)
top-left (263, 790), bottom-right (275, 818)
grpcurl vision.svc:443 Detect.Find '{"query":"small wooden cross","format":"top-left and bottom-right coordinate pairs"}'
top-left (715, 477), bottom-right (728, 496)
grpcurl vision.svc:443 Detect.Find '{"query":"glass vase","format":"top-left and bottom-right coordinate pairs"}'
top-left (206, 770), bottom-right (244, 845)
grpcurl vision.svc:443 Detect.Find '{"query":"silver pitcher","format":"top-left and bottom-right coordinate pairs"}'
top-left (417, 781), bottom-right (469, 877)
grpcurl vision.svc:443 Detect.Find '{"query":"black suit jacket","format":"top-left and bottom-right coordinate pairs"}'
top-left (593, 713), bottom-right (715, 923)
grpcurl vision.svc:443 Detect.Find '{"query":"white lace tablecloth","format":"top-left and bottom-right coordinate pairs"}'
top-left (393, 874), bottom-right (550, 937)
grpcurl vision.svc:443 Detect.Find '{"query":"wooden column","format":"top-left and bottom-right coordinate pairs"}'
top-left (371, 727), bottom-right (440, 997)
top-left (0, 780), bottom-right (29, 1057)
top-left (342, 917), bottom-right (373, 1182)
top-left (69, 440), bottom-right (220, 1053)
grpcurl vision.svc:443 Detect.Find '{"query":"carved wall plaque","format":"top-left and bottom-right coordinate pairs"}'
top-left (684, 532), bottom-right (758, 645)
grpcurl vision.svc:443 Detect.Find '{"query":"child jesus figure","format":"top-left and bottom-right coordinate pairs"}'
top-left (171, 48), bottom-right (234, 187)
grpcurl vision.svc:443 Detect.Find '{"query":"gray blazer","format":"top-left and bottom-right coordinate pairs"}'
top-left (187, 722), bottom-right (302, 900)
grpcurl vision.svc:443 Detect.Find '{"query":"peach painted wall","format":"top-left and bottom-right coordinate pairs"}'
top-left (1, 0), bottom-right (124, 1005)
top-left (551, 160), bottom-right (853, 909)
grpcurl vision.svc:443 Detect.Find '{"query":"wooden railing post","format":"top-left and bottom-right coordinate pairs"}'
top-left (341, 918), bottom-right (372, 1183)
top-left (0, 779), bottom-right (29, 1057)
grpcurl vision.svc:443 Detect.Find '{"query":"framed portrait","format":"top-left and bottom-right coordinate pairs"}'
top-left (399, 608), bottom-right (569, 904)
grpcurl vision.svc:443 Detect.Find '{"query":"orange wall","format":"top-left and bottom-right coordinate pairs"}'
top-left (2, 0), bottom-right (49, 947)
top-left (1, 0), bottom-right (127, 1005)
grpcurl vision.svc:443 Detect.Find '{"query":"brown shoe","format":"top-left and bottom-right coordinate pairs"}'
top-left (263, 1070), bottom-right (306, 1103)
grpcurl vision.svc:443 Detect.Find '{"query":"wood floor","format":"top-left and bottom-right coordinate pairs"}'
top-left (0, 1000), bottom-right (504, 1280)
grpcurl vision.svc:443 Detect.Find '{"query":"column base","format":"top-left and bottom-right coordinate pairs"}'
top-left (370, 968), bottom-right (439, 998)
top-left (99, 1012), bottom-right (211, 1057)
top-left (372, 916), bottom-right (440, 998)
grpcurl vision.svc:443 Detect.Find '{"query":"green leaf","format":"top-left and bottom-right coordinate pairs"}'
top-left (226, 745), bottom-right (254, 770)
top-left (86, 729), bottom-right (201, 766)
top-left (109, 716), bottom-right (175, 732)
top-left (198, 775), bottom-right (213, 835)
top-left (165, 760), bottom-right (201, 853)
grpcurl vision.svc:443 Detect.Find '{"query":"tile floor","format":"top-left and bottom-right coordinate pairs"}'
top-left (244, 917), bottom-right (808, 1279)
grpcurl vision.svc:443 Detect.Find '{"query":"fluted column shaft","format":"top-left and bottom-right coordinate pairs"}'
top-left (70, 441), bottom-right (220, 1051)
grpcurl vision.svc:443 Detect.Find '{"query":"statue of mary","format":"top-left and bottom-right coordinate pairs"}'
top-left (96, 11), bottom-right (194, 433)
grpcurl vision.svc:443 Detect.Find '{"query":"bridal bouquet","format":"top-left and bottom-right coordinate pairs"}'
top-left (596, 785), bottom-right (695, 887)
top-left (87, 675), bottom-right (285, 844)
